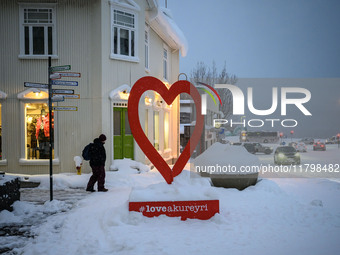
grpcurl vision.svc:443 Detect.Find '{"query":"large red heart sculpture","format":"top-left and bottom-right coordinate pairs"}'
top-left (128, 76), bottom-right (204, 184)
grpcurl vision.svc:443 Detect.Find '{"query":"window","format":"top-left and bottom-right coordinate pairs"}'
top-left (145, 24), bottom-right (150, 70)
top-left (114, 110), bottom-right (121, 136)
top-left (124, 111), bottom-right (131, 135)
top-left (111, 8), bottom-right (138, 61)
top-left (19, 5), bottom-right (57, 57)
top-left (154, 111), bottom-right (159, 151)
top-left (145, 109), bottom-right (148, 137)
top-left (25, 103), bottom-right (54, 160)
top-left (163, 48), bottom-right (168, 80)
top-left (163, 46), bottom-right (169, 81)
top-left (164, 111), bottom-right (170, 149)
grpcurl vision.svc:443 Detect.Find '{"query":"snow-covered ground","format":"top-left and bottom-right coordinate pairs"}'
top-left (1, 141), bottom-right (340, 255)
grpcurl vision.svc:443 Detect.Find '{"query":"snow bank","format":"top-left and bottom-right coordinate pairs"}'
top-left (0, 200), bottom-right (70, 224)
top-left (110, 158), bottom-right (150, 173)
top-left (194, 143), bottom-right (260, 174)
top-left (28, 173), bottom-right (90, 190)
top-left (130, 170), bottom-right (213, 202)
top-left (0, 174), bottom-right (17, 185)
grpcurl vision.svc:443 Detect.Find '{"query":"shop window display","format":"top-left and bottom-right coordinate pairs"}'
top-left (25, 103), bottom-right (54, 159)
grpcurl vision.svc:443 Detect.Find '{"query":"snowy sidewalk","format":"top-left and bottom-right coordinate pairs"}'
top-left (0, 187), bottom-right (90, 254)
top-left (20, 187), bottom-right (89, 205)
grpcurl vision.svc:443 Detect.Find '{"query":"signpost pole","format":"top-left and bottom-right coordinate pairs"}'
top-left (48, 57), bottom-right (53, 201)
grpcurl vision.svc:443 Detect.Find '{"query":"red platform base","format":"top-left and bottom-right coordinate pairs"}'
top-left (129, 200), bottom-right (219, 220)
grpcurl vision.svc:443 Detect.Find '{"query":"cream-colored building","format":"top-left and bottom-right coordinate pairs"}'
top-left (180, 86), bottom-right (221, 157)
top-left (0, 0), bottom-right (187, 174)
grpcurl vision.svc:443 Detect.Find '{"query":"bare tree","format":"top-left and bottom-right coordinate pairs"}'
top-left (190, 61), bottom-right (237, 118)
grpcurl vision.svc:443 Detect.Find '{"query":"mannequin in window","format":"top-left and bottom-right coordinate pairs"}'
top-left (28, 118), bottom-right (38, 159)
top-left (43, 113), bottom-right (54, 142)
top-left (36, 116), bottom-right (48, 159)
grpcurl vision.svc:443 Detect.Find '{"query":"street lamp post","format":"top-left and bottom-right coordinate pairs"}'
top-left (241, 116), bottom-right (246, 131)
top-left (279, 132), bottom-right (283, 144)
top-left (290, 130), bottom-right (294, 141)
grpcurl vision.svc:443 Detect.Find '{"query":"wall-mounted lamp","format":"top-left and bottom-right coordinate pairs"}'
top-left (145, 96), bottom-right (152, 105)
top-left (119, 90), bottom-right (130, 100)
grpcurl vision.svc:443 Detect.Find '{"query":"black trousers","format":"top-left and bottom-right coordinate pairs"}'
top-left (86, 165), bottom-right (105, 190)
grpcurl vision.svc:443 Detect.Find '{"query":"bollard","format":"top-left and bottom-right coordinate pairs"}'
top-left (74, 156), bottom-right (83, 175)
top-left (76, 166), bottom-right (82, 175)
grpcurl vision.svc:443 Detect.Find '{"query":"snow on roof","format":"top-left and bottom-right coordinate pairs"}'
top-left (109, 84), bottom-right (131, 100)
top-left (17, 88), bottom-right (48, 99)
top-left (147, 7), bottom-right (188, 57)
top-left (0, 90), bottom-right (7, 99)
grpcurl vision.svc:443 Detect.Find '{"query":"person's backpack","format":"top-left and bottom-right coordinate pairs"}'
top-left (82, 143), bottom-right (93, 161)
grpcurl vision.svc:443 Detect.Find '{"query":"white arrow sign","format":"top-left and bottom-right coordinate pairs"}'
top-left (50, 73), bottom-right (61, 79)
top-left (52, 89), bottom-right (74, 94)
top-left (24, 82), bottom-right (48, 89)
top-left (53, 106), bottom-right (78, 111)
top-left (63, 94), bottom-right (80, 99)
top-left (54, 72), bottom-right (81, 78)
top-left (51, 80), bottom-right (78, 86)
top-left (51, 95), bottom-right (65, 102)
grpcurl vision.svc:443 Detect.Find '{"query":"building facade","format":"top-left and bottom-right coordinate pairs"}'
top-left (180, 87), bottom-right (221, 158)
top-left (0, 0), bottom-right (187, 174)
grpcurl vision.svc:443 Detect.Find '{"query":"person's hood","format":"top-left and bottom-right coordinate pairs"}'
top-left (93, 138), bottom-right (101, 144)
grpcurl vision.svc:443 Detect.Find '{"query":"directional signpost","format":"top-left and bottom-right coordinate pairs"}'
top-left (48, 58), bottom-right (54, 201)
top-left (24, 59), bottom-right (81, 201)
top-left (51, 95), bottom-right (65, 102)
top-left (63, 94), bottom-right (80, 99)
top-left (52, 89), bottom-right (74, 95)
top-left (51, 80), bottom-right (78, 86)
top-left (50, 73), bottom-right (61, 79)
top-left (53, 72), bottom-right (81, 78)
top-left (50, 65), bottom-right (71, 72)
top-left (24, 82), bottom-right (48, 89)
top-left (53, 106), bottom-right (78, 111)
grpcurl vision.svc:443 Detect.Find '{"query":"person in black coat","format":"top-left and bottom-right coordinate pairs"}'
top-left (86, 134), bottom-right (108, 192)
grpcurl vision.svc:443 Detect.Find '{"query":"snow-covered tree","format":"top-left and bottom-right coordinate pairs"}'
top-left (190, 61), bottom-right (237, 118)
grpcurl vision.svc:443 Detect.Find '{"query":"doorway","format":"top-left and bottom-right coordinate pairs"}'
top-left (113, 107), bottom-right (134, 159)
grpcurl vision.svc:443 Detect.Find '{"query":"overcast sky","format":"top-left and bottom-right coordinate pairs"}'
top-left (169, 0), bottom-right (340, 78)
top-left (168, 0), bottom-right (340, 138)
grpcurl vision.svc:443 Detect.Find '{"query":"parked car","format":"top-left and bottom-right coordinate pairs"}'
top-left (252, 143), bottom-right (273, 154)
top-left (243, 143), bottom-right (256, 154)
top-left (288, 142), bottom-right (297, 147)
top-left (232, 142), bottom-right (256, 154)
top-left (294, 142), bottom-right (307, 152)
top-left (274, 146), bottom-right (300, 165)
top-left (326, 136), bottom-right (337, 144)
top-left (299, 138), bottom-right (314, 145)
top-left (313, 141), bottom-right (326, 151)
